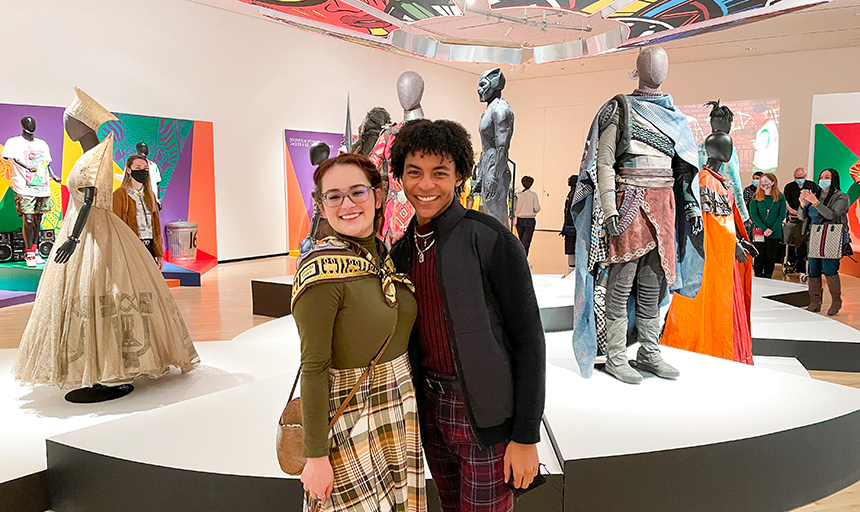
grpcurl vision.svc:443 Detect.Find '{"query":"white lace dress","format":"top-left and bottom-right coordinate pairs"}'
top-left (14, 133), bottom-right (199, 389)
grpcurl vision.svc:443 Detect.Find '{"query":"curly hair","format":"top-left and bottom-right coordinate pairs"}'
top-left (313, 153), bottom-right (385, 232)
top-left (389, 119), bottom-right (474, 181)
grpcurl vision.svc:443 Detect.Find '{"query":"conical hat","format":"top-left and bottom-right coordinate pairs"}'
top-left (65, 87), bottom-right (118, 132)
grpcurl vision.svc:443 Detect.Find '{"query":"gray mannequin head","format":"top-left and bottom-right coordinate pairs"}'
top-left (705, 132), bottom-right (733, 164)
top-left (21, 116), bottom-right (36, 135)
top-left (636, 46), bottom-right (669, 93)
top-left (478, 68), bottom-right (506, 103)
top-left (397, 71), bottom-right (425, 121)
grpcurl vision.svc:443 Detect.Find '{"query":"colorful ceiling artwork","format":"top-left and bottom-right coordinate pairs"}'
top-left (238, 0), bottom-right (828, 64)
top-left (609, 0), bottom-right (785, 39)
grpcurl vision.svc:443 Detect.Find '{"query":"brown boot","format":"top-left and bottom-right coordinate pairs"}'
top-left (826, 274), bottom-right (842, 316)
top-left (807, 277), bottom-right (822, 312)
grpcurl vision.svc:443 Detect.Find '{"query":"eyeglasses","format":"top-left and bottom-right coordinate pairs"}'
top-left (321, 186), bottom-right (373, 207)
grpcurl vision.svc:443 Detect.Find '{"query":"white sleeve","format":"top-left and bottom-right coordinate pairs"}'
top-left (42, 140), bottom-right (52, 164)
top-left (2, 138), bottom-right (18, 160)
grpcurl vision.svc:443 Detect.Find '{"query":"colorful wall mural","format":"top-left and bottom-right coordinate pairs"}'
top-left (284, 129), bottom-right (343, 254)
top-left (813, 122), bottom-right (860, 251)
top-left (0, 103), bottom-right (217, 261)
top-left (679, 98), bottom-right (781, 177)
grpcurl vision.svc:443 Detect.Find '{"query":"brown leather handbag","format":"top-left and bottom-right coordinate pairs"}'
top-left (277, 321), bottom-right (396, 475)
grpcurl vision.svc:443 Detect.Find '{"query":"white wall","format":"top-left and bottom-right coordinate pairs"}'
top-left (504, 46), bottom-right (860, 228)
top-left (0, 0), bottom-right (484, 260)
top-left (809, 92), bottom-right (860, 172)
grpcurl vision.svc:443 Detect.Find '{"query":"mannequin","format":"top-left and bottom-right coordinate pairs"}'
top-left (14, 87), bottom-right (199, 403)
top-left (300, 141), bottom-right (334, 253)
top-left (136, 142), bottom-right (162, 210)
top-left (369, 71), bottom-right (424, 246)
top-left (2, 117), bottom-right (60, 267)
top-left (475, 68), bottom-right (514, 228)
top-left (662, 132), bottom-right (756, 363)
top-left (353, 107), bottom-right (390, 157)
top-left (698, 101), bottom-right (749, 223)
top-left (570, 46), bottom-right (705, 383)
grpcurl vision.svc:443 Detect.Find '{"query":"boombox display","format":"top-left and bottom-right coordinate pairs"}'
top-left (0, 230), bottom-right (55, 263)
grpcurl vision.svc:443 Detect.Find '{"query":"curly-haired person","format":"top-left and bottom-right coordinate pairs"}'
top-left (388, 119), bottom-right (546, 512)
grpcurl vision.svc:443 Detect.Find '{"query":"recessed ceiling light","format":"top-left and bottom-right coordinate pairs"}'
top-left (745, 47), bottom-right (756, 50)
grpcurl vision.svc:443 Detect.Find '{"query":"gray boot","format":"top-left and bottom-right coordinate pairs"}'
top-left (807, 277), bottom-right (822, 312)
top-left (634, 317), bottom-right (680, 380)
top-left (604, 318), bottom-right (642, 384)
top-left (826, 274), bottom-right (842, 316)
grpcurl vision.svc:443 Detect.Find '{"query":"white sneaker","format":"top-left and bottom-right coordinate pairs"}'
top-left (25, 251), bottom-right (38, 268)
top-left (34, 252), bottom-right (45, 264)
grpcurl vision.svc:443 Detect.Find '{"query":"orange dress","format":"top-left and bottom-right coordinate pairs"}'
top-left (661, 167), bottom-right (753, 364)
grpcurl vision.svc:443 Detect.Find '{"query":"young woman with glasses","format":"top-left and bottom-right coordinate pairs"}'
top-left (292, 153), bottom-right (425, 512)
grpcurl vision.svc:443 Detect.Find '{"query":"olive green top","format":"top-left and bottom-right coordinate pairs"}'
top-left (293, 234), bottom-right (417, 458)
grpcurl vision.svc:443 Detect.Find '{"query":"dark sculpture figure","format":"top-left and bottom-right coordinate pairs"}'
top-left (135, 141), bottom-right (163, 210)
top-left (354, 107), bottom-right (391, 157)
top-left (301, 141), bottom-right (334, 253)
top-left (475, 68), bottom-right (514, 228)
top-left (571, 46), bottom-right (705, 383)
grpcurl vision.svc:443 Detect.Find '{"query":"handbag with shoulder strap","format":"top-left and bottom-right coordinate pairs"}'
top-left (277, 316), bottom-right (398, 475)
top-left (808, 224), bottom-right (843, 260)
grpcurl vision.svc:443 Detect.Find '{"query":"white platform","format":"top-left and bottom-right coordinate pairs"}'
top-left (750, 278), bottom-right (860, 343)
top-left (4, 274), bottom-right (860, 512)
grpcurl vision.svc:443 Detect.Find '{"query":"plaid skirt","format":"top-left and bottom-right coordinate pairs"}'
top-left (307, 352), bottom-right (426, 512)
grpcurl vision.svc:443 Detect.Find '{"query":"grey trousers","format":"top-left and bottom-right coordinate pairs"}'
top-left (605, 248), bottom-right (664, 321)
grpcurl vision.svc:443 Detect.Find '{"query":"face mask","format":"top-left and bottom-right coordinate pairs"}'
top-left (761, 183), bottom-right (773, 192)
top-left (131, 169), bottom-right (149, 184)
top-left (752, 179), bottom-right (760, 187)
top-left (795, 179), bottom-right (805, 186)
top-left (819, 179), bottom-right (831, 190)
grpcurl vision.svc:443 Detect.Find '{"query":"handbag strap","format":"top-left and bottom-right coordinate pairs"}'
top-left (286, 309), bottom-right (399, 430)
top-left (327, 314), bottom-right (397, 429)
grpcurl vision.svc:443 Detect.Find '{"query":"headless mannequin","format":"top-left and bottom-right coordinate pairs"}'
top-left (59, 114), bottom-right (134, 403)
top-left (475, 68), bottom-right (514, 227)
top-left (4, 117), bottom-right (61, 259)
top-left (703, 133), bottom-right (756, 263)
top-left (596, 46), bottom-right (702, 384)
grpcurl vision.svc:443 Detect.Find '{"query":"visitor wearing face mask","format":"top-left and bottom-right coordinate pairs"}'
top-left (113, 155), bottom-right (164, 269)
top-left (744, 172), bottom-right (763, 208)
top-left (783, 167), bottom-right (819, 274)
top-left (798, 169), bottom-right (850, 316)
top-left (749, 173), bottom-right (786, 278)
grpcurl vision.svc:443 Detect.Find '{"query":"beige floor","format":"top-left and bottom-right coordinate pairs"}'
top-left (4, 230), bottom-right (860, 510)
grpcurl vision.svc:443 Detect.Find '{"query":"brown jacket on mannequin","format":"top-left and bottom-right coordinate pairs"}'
top-left (113, 187), bottom-right (164, 258)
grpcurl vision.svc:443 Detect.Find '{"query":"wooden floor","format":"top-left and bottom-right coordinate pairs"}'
top-left (4, 230), bottom-right (860, 510)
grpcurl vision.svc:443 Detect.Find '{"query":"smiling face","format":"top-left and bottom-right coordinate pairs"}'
top-left (318, 163), bottom-right (382, 239)
top-left (401, 151), bottom-right (462, 226)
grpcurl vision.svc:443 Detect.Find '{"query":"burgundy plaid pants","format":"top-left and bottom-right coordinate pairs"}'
top-left (422, 383), bottom-right (513, 512)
